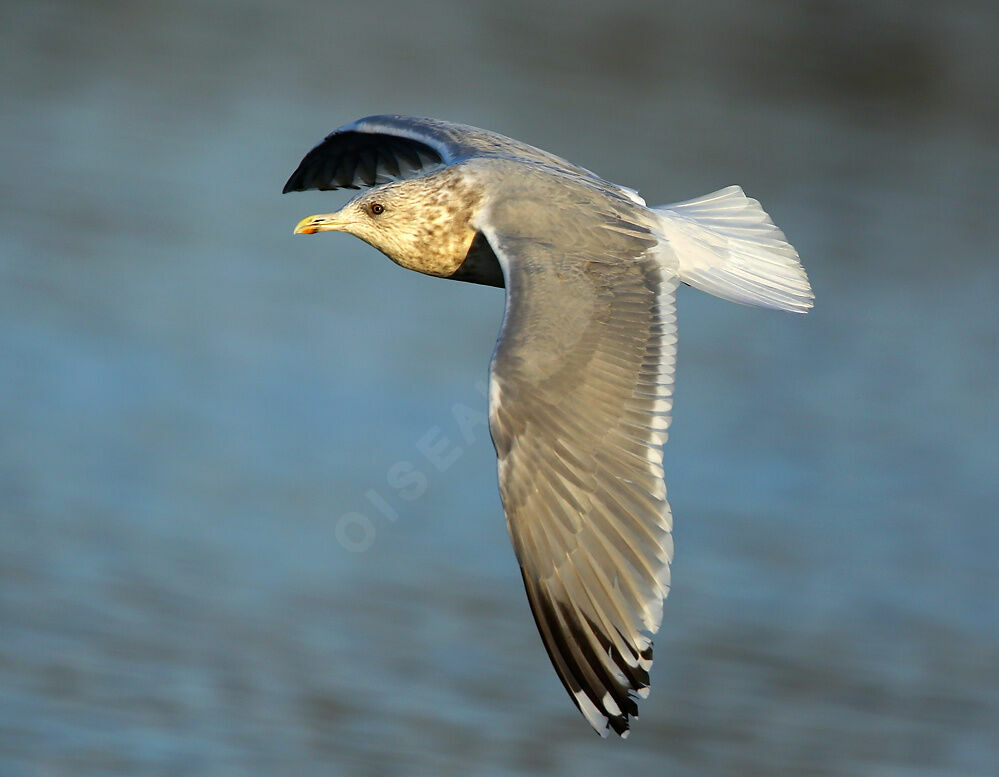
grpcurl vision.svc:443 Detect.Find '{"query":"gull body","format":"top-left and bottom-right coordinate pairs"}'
top-left (285, 115), bottom-right (812, 737)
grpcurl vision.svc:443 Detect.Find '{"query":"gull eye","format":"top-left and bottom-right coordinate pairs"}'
top-left (370, 202), bottom-right (385, 215)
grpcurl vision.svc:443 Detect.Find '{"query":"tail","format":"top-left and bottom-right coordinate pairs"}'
top-left (654, 186), bottom-right (813, 313)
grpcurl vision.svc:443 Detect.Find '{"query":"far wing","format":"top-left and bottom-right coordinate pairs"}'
top-left (283, 115), bottom-right (601, 194)
top-left (480, 173), bottom-right (677, 737)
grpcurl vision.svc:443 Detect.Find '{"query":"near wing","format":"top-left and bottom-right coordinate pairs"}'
top-left (479, 173), bottom-right (678, 737)
top-left (282, 115), bottom-right (600, 193)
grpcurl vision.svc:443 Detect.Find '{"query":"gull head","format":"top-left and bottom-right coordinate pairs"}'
top-left (293, 170), bottom-right (483, 279)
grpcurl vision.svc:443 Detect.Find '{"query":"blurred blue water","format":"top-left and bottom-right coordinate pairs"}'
top-left (2, 1), bottom-right (997, 775)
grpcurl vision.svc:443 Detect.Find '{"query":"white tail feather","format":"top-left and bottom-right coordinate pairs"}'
top-left (654, 186), bottom-right (813, 313)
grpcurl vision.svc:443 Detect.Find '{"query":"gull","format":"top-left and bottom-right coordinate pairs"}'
top-left (284, 115), bottom-right (813, 737)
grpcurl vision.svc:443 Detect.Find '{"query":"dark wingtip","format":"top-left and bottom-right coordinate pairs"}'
top-left (282, 167), bottom-right (302, 194)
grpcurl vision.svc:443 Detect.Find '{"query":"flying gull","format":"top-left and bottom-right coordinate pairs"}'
top-left (284, 115), bottom-right (813, 737)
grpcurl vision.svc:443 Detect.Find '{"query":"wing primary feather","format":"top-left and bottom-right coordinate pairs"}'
top-left (356, 148), bottom-right (378, 186)
top-left (334, 154), bottom-right (358, 188)
top-left (378, 149), bottom-right (401, 178)
top-left (568, 548), bottom-right (654, 686)
top-left (520, 569), bottom-right (610, 735)
top-left (542, 572), bottom-right (634, 735)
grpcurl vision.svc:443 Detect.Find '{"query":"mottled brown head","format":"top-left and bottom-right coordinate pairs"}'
top-left (293, 167), bottom-right (484, 279)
